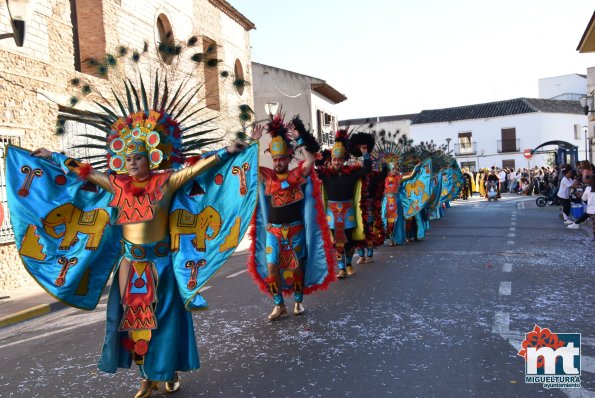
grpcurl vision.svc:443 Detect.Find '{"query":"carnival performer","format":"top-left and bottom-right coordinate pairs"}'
top-left (248, 115), bottom-right (336, 320)
top-left (345, 132), bottom-right (381, 264)
top-left (372, 138), bottom-right (426, 246)
top-left (356, 162), bottom-right (385, 263)
top-left (6, 43), bottom-right (259, 398)
top-left (317, 130), bottom-right (371, 279)
top-left (384, 164), bottom-right (403, 246)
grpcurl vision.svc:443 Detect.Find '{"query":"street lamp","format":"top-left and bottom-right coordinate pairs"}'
top-left (445, 137), bottom-right (452, 153)
top-left (580, 92), bottom-right (594, 115)
top-left (0, 0), bottom-right (37, 47)
top-left (264, 102), bottom-right (279, 117)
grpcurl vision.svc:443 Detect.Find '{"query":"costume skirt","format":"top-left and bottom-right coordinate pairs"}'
top-left (98, 237), bottom-right (200, 381)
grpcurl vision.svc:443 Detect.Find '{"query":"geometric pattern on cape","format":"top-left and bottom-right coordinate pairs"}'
top-left (399, 158), bottom-right (433, 219)
top-left (170, 143), bottom-right (259, 310)
top-left (248, 169), bottom-right (336, 296)
top-left (5, 146), bottom-right (121, 310)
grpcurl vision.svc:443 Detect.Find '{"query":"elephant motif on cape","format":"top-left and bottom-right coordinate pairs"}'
top-left (405, 180), bottom-right (425, 197)
top-left (169, 206), bottom-right (222, 252)
top-left (42, 204), bottom-right (110, 250)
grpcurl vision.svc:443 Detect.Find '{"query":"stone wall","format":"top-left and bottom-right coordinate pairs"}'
top-left (0, 0), bottom-right (253, 290)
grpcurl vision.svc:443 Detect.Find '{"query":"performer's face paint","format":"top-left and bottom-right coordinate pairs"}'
top-left (272, 155), bottom-right (290, 174)
top-left (126, 154), bottom-right (150, 180)
top-left (331, 157), bottom-right (343, 170)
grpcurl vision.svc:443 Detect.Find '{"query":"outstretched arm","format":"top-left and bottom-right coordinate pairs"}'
top-left (286, 122), bottom-right (317, 177)
top-left (354, 145), bottom-right (372, 177)
top-left (402, 163), bottom-right (422, 182)
top-left (32, 148), bottom-right (113, 193)
top-left (168, 140), bottom-right (248, 191)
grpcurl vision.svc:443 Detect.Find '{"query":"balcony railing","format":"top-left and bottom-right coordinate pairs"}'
top-left (454, 141), bottom-right (476, 156)
top-left (497, 139), bottom-right (520, 153)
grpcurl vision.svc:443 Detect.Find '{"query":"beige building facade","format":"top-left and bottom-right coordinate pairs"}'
top-left (0, 0), bottom-right (254, 290)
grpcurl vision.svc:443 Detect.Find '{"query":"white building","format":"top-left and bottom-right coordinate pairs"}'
top-left (410, 98), bottom-right (587, 171)
top-left (538, 74), bottom-right (587, 101)
top-left (251, 62), bottom-right (346, 149)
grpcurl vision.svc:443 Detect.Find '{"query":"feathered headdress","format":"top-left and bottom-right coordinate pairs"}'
top-left (371, 133), bottom-right (404, 171)
top-left (55, 37), bottom-right (246, 174)
top-left (266, 114), bottom-right (291, 158)
top-left (348, 132), bottom-right (375, 157)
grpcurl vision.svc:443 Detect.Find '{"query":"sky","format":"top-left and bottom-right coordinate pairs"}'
top-left (227, 0), bottom-right (595, 120)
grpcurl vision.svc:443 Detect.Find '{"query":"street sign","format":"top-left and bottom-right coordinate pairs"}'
top-left (523, 149), bottom-right (533, 159)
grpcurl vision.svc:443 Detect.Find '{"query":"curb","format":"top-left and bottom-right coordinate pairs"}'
top-left (0, 300), bottom-right (67, 329)
top-left (0, 251), bottom-right (253, 329)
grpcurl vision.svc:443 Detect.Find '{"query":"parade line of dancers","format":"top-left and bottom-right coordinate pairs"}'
top-left (4, 43), bottom-right (463, 398)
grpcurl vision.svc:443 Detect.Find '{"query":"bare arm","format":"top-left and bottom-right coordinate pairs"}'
top-left (402, 164), bottom-right (421, 182)
top-left (167, 140), bottom-right (248, 192)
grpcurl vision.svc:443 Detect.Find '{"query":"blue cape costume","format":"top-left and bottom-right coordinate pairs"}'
top-left (6, 144), bottom-right (258, 379)
top-left (248, 167), bottom-right (336, 295)
top-left (383, 159), bottom-right (432, 244)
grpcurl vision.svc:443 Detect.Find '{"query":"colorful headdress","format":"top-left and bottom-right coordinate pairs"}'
top-left (266, 115), bottom-right (291, 158)
top-left (332, 130), bottom-right (349, 159)
top-left (372, 138), bottom-right (403, 172)
top-left (55, 37), bottom-right (248, 173)
top-left (108, 111), bottom-right (164, 173)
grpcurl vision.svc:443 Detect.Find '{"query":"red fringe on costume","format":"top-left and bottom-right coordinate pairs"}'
top-left (78, 163), bottom-right (93, 179)
top-left (247, 163), bottom-right (337, 297)
top-left (371, 173), bottom-right (386, 246)
top-left (303, 169), bottom-right (337, 295)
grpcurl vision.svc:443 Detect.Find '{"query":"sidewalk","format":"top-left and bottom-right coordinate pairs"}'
top-left (0, 239), bottom-right (252, 329)
top-left (0, 283), bottom-right (66, 328)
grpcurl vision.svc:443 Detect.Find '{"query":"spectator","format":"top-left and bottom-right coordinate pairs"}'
top-left (498, 168), bottom-right (507, 193)
top-left (557, 168), bottom-right (574, 224)
top-left (568, 174), bottom-right (595, 241)
top-left (508, 168), bottom-right (517, 193)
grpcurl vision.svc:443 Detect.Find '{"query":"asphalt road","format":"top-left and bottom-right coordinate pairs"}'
top-left (0, 195), bottom-right (593, 398)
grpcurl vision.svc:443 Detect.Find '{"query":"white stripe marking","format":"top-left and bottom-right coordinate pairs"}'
top-left (502, 263), bottom-right (512, 272)
top-left (226, 269), bottom-right (248, 278)
top-left (492, 311), bottom-right (510, 334)
top-left (499, 281), bottom-right (511, 295)
top-left (200, 285), bottom-right (212, 292)
top-left (509, 227), bottom-right (516, 231)
top-left (0, 324), bottom-right (87, 349)
top-left (507, 241), bottom-right (515, 245)
top-left (508, 233), bottom-right (516, 238)
top-left (510, 221), bottom-right (516, 226)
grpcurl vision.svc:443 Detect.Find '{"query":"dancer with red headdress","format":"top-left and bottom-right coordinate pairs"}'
top-left (248, 115), bottom-right (336, 320)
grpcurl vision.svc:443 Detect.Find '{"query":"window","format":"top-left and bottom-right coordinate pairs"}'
top-left (456, 132), bottom-right (475, 155)
top-left (458, 132), bottom-right (471, 148)
top-left (62, 120), bottom-right (106, 167)
top-left (156, 14), bottom-right (175, 65)
top-left (502, 159), bottom-right (515, 170)
top-left (499, 128), bottom-right (518, 153)
top-left (70, 0), bottom-right (107, 74)
top-left (203, 37), bottom-right (220, 111)
top-left (316, 110), bottom-right (323, 141)
top-left (574, 124), bottom-right (584, 140)
top-left (0, 133), bottom-right (22, 244)
top-left (234, 59), bottom-right (245, 96)
top-left (460, 161), bottom-right (476, 172)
